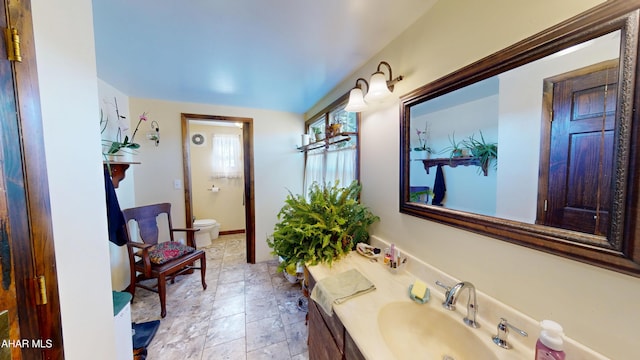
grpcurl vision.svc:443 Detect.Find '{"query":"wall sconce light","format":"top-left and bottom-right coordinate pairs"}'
top-left (146, 120), bottom-right (160, 146)
top-left (344, 78), bottom-right (369, 113)
top-left (345, 61), bottom-right (404, 112)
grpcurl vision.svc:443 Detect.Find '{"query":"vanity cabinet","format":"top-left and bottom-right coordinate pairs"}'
top-left (308, 300), bottom-right (343, 360)
top-left (344, 331), bottom-right (365, 360)
top-left (307, 271), bottom-right (365, 360)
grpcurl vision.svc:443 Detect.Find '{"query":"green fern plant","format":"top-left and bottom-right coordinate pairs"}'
top-left (267, 180), bottom-right (380, 273)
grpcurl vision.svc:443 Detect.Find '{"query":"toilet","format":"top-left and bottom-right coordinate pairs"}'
top-left (193, 219), bottom-right (220, 248)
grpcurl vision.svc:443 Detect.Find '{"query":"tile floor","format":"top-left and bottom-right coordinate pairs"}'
top-left (130, 234), bottom-right (309, 360)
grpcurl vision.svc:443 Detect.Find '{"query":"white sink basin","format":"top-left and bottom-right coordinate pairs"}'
top-left (377, 301), bottom-right (496, 360)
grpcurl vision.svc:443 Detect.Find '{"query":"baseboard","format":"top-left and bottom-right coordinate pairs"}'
top-left (220, 229), bottom-right (246, 235)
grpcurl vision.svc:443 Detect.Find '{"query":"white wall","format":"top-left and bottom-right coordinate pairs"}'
top-left (128, 97), bottom-right (304, 262)
top-left (32, 0), bottom-right (117, 358)
top-left (307, 0), bottom-right (639, 359)
top-left (97, 79), bottom-right (135, 291)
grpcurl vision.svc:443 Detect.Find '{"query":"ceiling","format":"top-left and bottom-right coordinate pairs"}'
top-left (92, 0), bottom-right (437, 114)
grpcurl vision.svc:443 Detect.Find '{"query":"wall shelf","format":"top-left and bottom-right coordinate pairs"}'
top-left (421, 156), bottom-right (488, 176)
top-left (103, 161), bottom-right (141, 188)
top-left (297, 132), bottom-right (352, 152)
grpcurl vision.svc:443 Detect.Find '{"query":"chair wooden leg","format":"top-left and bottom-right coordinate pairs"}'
top-left (127, 270), bottom-right (137, 301)
top-left (133, 347), bottom-right (147, 360)
top-left (200, 254), bottom-right (207, 290)
top-left (158, 275), bottom-right (167, 318)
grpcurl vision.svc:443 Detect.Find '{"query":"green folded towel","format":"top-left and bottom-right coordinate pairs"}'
top-left (310, 268), bottom-right (376, 316)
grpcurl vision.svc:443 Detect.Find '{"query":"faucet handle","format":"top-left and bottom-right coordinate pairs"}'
top-left (435, 281), bottom-right (453, 302)
top-left (492, 318), bottom-right (528, 349)
top-left (435, 280), bottom-right (451, 292)
top-left (436, 280), bottom-right (460, 312)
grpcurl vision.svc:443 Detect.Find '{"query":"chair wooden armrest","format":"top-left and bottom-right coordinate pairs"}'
top-left (127, 242), bottom-right (153, 276)
top-left (171, 228), bottom-right (200, 248)
top-left (127, 242), bottom-right (153, 250)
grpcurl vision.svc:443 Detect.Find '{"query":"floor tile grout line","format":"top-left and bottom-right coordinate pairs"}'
top-left (197, 236), bottom-right (228, 360)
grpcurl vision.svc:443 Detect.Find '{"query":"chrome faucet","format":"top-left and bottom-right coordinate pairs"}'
top-left (436, 280), bottom-right (480, 328)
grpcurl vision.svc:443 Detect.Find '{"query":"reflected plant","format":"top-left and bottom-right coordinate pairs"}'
top-left (463, 130), bottom-right (498, 173)
top-left (440, 132), bottom-right (464, 158)
top-left (413, 122), bottom-right (433, 153)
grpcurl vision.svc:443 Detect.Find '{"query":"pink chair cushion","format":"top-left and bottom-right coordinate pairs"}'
top-left (148, 242), bottom-right (195, 265)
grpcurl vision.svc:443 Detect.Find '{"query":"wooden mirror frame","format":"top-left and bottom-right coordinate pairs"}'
top-left (399, 1), bottom-right (640, 277)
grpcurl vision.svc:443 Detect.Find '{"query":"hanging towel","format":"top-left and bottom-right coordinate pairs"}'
top-left (104, 167), bottom-right (128, 246)
top-left (310, 269), bottom-right (375, 316)
top-left (432, 164), bottom-right (446, 206)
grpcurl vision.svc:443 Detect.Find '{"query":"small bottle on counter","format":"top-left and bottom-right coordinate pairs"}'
top-left (535, 320), bottom-right (566, 360)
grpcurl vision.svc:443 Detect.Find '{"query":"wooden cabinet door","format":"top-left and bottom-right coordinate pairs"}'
top-left (344, 331), bottom-right (365, 360)
top-left (308, 300), bottom-right (343, 360)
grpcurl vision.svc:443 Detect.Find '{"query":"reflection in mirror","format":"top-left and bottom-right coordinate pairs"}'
top-left (408, 31), bottom-right (620, 234)
top-left (400, 1), bottom-right (640, 277)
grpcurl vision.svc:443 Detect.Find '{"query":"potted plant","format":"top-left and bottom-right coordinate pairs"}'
top-left (267, 180), bottom-right (380, 275)
top-left (101, 107), bottom-right (150, 158)
top-left (328, 113), bottom-right (348, 138)
top-left (327, 124), bottom-right (339, 137)
top-left (441, 132), bottom-right (465, 158)
top-left (409, 188), bottom-right (434, 203)
top-left (412, 123), bottom-right (433, 159)
top-left (312, 126), bottom-right (324, 141)
top-left (463, 130), bottom-right (498, 174)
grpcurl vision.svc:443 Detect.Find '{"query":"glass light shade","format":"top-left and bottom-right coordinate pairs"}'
top-left (344, 88), bottom-right (368, 112)
top-left (364, 71), bottom-right (392, 102)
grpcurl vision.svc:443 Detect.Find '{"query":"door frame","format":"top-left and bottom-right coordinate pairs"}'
top-left (181, 113), bottom-right (256, 263)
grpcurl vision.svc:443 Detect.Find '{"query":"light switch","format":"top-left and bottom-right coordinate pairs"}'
top-left (173, 179), bottom-right (182, 190)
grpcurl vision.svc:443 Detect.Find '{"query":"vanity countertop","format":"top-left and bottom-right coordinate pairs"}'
top-left (308, 252), bottom-right (412, 359)
top-left (307, 247), bottom-right (608, 360)
top-left (307, 251), bottom-right (532, 360)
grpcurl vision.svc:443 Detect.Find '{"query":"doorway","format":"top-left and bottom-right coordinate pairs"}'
top-left (181, 113), bottom-right (256, 263)
top-left (537, 60), bottom-right (618, 236)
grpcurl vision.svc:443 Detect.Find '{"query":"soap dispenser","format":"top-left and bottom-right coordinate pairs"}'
top-left (535, 320), bottom-right (566, 360)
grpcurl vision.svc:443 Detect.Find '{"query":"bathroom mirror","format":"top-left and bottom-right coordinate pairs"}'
top-left (399, 1), bottom-right (640, 276)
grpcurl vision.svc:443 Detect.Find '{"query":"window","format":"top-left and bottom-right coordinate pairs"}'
top-left (303, 98), bottom-right (359, 196)
top-left (212, 134), bottom-right (243, 178)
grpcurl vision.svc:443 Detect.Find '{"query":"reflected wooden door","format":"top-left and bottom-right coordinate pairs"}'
top-left (537, 61), bottom-right (618, 236)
